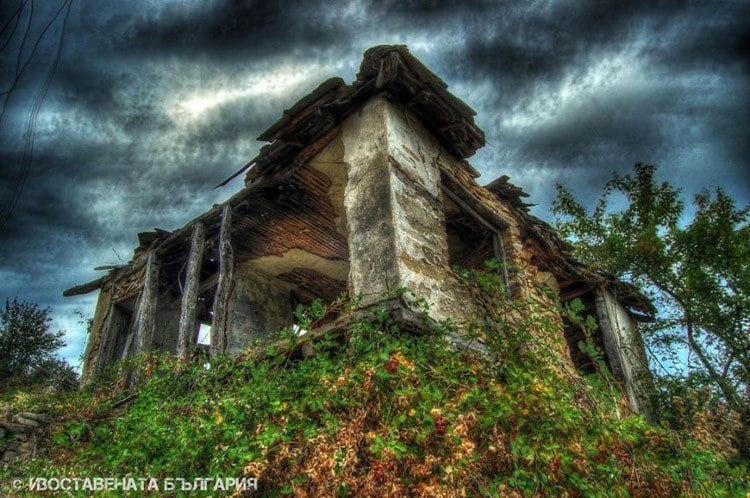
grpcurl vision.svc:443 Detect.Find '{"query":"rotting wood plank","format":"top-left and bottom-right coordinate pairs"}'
top-left (210, 205), bottom-right (233, 358)
top-left (120, 332), bottom-right (134, 361)
top-left (63, 277), bottom-right (104, 297)
top-left (196, 273), bottom-right (219, 295)
top-left (440, 184), bottom-right (496, 232)
top-left (134, 251), bottom-right (159, 355)
top-left (92, 303), bottom-right (115, 376)
top-left (177, 223), bottom-right (205, 360)
top-left (440, 170), bottom-right (510, 230)
top-left (560, 284), bottom-right (591, 302)
top-left (492, 231), bottom-right (511, 295)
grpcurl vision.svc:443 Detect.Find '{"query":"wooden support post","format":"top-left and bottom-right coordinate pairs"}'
top-left (211, 205), bottom-right (234, 358)
top-left (134, 251), bottom-right (160, 355)
top-left (177, 223), bottom-right (205, 360)
top-left (94, 305), bottom-right (116, 375)
top-left (594, 287), bottom-right (653, 419)
top-left (492, 231), bottom-right (511, 295)
top-left (80, 287), bottom-right (112, 386)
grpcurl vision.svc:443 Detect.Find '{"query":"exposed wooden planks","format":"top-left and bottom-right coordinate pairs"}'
top-left (277, 268), bottom-right (347, 304)
top-left (134, 251), bottom-right (159, 355)
top-left (93, 305), bottom-right (116, 375)
top-left (63, 277), bottom-right (104, 297)
top-left (210, 206), bottom-right (234, 358)
top-left (216, 46), bottom-right (485, 187)
top-left (492, 231), bottom-right (511, 295)
top-left (440, 170), bottom-right (510, 230)
top-left (177, 223), bottom-right (205, 360)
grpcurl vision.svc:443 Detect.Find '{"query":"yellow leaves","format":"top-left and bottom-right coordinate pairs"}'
top-left (243, 460), bottom-right (267, 478)
top-left (362, 367), bottom-right (374, 391)
top-left (531, 380), bottom-right (548, 395)
top-left (394, 394), bottom-right (411, 408)
top-left (214, 409), bottom-right (223, 425)
top-left (392, 352), bottom-right (415, 372)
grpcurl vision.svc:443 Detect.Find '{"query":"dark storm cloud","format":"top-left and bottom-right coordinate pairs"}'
top-left (121, 0), bottom-right (351, 59)
top-left (1, 0), bottom-right (748, 368)
top-left (412, 0), bottom-right (750, 210)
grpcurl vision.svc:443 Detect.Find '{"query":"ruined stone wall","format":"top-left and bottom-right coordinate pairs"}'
top-left (341, 98), bottom-right (401, 302)
top-left (435, 145), bottom-right (575, 371)
top-left (227, 269), bottom-right (294, 356)
top-left (338, 98), bottom-right (576, 372)
top-left (153, 300), bottom-right (180, 354)
top-left (383, 100), bottom-right (482, 324)
top-left (341, 98), bottom-right (476, 323)
top-left (0, 411), bottom-right (52, 466)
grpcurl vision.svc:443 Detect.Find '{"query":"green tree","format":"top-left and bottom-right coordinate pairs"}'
top-left (552, 163), bottom-right (749, 447)
top-left (0, 298), bottom-right (66, 382)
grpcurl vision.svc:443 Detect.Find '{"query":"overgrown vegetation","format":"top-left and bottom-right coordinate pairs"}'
top-left (553, 163), bottom-right (749, 456)
top-left (1, 269), bottom-right (747, 497)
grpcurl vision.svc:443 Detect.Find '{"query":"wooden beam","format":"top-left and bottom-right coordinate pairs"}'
top-left (197, 273), bottom-right (219, 295)
top-left (440, 184), bottom-right (495, 232)
top-left (120, 332), bottom-right (134, 361)
top-left (492, 231), bottom-right (511, 294)
top-left (93, 304), bottom-right (116, 375)
top-left (134, 251), bottom-right (160, 355)
top-left (211, 206), bottom-right (234, 358)
top-left (440, 169), bottom-right (510, 229)
top-left (560, 285), bottom-right (591, 302)
top-left (177, 223), bottom-right (205, 360)
top-left (63, 277), bottom-right (104, 297)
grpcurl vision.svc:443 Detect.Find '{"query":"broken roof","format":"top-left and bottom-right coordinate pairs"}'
top-left (217, 45), bottom-right (484, 188)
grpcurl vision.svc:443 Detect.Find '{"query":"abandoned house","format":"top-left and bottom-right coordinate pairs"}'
top-left (65, 46), bottom-right (654, 416)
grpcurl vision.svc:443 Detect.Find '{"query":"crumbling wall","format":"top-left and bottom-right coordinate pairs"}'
top-left (227, 268), bottom-right (294, 356)
top-left (342, 98), bottom-right (401, 303)
top-left (153, 299), bottom-right (180, 354)
top-left (341, 98), bottom-right (480, 324)
top-left (384, 101), bottom-right (481, 324)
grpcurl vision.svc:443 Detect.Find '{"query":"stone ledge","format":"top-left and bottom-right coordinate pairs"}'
top-left (0, 411), bottom-right (53, 467)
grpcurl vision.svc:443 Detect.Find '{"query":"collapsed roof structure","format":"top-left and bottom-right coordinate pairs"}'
top-left (65, 46), bottom-right (653, 415)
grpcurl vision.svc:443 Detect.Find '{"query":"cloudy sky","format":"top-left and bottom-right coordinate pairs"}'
top-left (1, 0), bottom-right (748, 369)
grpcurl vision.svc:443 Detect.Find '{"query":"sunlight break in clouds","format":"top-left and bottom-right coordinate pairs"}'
top-left (502, 50), bottom-right (644, 130)
top-left (169, 62), bottom-right (324, 122)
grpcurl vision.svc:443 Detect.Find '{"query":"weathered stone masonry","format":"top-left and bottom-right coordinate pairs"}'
top-left (65, 46), bottom-right (654, 417)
